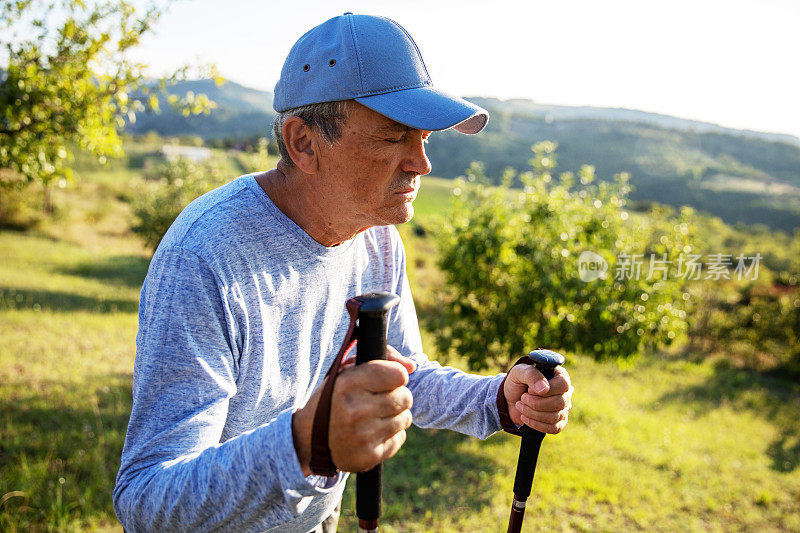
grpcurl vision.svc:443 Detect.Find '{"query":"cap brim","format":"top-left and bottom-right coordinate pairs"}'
top-left (355, 87), bottom-right (489, 135)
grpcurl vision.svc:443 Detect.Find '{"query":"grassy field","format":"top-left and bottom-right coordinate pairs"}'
top-left (1, 152), bottom-right (799, 531)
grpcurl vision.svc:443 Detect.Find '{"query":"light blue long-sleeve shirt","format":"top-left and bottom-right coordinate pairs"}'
top-left (113, 174), bottom-right (506, 532)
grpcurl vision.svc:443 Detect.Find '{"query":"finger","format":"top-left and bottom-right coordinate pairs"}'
top-left (377, 428), bottom-right (407, 464)
top-left (515, 402), bottom-right (570, 425)
top-left (338, 385), bottom-right (414, 421)
top-left (519, 391), bottom-right (571, 413)
top-left (347, 360), bottom-right (410, 392)
top-left (372, 409), bottom-right (413, 445)
top-left (540, 366), bottom-right (572, 397)
top-left (386, 345), bottom-right (418, 374)
top-left (509, 364), bottom-right (550, 396)
top-left (373, 386), bottom-right (414, 418)
top-left (519, 413), bottom-right (568, 435)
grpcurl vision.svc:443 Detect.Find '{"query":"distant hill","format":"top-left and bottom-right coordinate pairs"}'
top-left (127, 79), bottom-right (275, 140)
top-left (127, 79), bottom-right (800, 232)
top-left (467, 97), bottom-right (800, 148)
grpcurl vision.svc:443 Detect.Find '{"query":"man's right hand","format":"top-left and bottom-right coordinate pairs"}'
top-left (292, 346), bottom-right (416, 475)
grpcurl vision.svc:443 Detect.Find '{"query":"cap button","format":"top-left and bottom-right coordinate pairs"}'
top-left (343, 11), bottom-right (352, 15)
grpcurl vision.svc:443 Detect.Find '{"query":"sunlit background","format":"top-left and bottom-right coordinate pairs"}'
top-left (133, 0), bottom-right (800, 138)
top-left (1, 1), bottom-right (799, 531)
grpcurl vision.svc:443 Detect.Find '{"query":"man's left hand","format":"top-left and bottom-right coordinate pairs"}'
top-left (503, 364), bottom-right (573, 434)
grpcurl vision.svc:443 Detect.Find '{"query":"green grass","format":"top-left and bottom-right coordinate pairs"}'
top-left (337, 353), bottom-right (800, 532)
top-left (1, 144), bottom-right (799, 531)
top-left (0, 176), bottom-right (147, 530)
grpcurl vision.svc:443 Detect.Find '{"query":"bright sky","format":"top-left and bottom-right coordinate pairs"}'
top-left (132, 0), bottom-right (800, 139)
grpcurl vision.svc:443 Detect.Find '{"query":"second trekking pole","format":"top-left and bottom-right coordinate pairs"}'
top-left (506, 349), bottom-right (566, 533)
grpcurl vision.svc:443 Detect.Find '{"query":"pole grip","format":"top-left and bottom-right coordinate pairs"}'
top-left (353, 292), bottom-right (400, 531)
top-left (512, 361), bottom-right (558, 500)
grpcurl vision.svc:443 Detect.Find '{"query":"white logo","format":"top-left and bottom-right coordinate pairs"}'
top-left (578, 251), bottom-right (608, 282)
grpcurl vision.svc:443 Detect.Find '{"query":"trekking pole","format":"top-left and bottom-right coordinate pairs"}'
top-left (353, 292), bottom-right (400, 533)
top-left (507, 349), bottom-right (565, 533)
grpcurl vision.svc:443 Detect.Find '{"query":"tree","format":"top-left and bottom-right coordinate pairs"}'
top-left (0, 0), bottom-right (218, 209)
top-left (435, 142), bottom-right (692, 370)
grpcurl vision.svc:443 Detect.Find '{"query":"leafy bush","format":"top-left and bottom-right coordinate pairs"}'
top-left (688, 279), bottom-right (800, 379)
top-left (434, 142), bottom-right (691, 370)
top-left (131, 156), bottom-right (226, 251)
top-left (678, 213), bottom-right (800, 379)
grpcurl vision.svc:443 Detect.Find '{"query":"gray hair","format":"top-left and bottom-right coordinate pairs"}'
top-left (272, 100), bottom-right (353, 166)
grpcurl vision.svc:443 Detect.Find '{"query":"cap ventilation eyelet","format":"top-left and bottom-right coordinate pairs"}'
top-left (303, 64), bottom-right (310, 72)
top-left (329, 59), bottom-right (336, 67)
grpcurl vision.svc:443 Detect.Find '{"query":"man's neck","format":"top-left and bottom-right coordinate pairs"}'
top-left (255, 164), bottom-right (364, 247)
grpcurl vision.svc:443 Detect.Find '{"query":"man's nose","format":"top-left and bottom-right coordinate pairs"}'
top-left (401, 136), bottom-right (432, 177)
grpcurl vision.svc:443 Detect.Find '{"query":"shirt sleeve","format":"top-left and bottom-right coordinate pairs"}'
top-left (384, 228), bottom-right (506, 440)
top-left (113, 247), bottom-right (342, 532)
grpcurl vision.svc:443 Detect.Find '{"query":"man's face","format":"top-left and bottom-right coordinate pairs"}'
top-left (314, 103), bottom-right (432, 231)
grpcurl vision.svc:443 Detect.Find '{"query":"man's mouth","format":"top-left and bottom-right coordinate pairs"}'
top-left (394, 184), bottom-right (419, 201)
top-left (393, 177), bottom-right (420, 196)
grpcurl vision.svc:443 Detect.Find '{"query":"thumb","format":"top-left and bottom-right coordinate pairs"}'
top-left (510, 364), bottom-right (549, 395)
top-left (386, 345), bottom-right (418, 374)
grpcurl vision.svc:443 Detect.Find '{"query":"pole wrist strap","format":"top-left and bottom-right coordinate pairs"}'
top-left (309, 298), bottom-right (362, 476)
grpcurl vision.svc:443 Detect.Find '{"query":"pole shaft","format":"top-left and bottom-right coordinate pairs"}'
top-left (355, 304), bottom-right (392, 529)
top-left (513, 427), bottom-right (545, 499)
top-left (507, 496), bottom-right (526, 533)
top-left (506, 361), bottom-right (560, 533)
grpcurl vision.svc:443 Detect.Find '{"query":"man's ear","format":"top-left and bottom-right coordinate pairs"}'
top-left (282, 116), bottom-right (319, 174)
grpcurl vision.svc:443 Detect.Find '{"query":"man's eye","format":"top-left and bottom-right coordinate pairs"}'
top-left (385, 137), bottom-right (403, 143)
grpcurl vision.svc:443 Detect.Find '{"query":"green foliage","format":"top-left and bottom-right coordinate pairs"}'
top-left (0, 0), bottom-right (218, 191)
top-left (688, 279), bottom-right (800, 379)
top-left (435, 142), bottom-right (691, 370)
top-left (671, 208), bottom-right (800, 380)
top-left (130, 156), bottom-right (226, 251)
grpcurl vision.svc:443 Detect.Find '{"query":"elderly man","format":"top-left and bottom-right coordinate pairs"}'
top-left (114, 13), bottom-right (573, 532)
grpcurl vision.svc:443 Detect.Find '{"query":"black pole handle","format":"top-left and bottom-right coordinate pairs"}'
top-left (353, 292), bottom-right (400, 533)
top-left (508, 349), bottom-right (565, 533)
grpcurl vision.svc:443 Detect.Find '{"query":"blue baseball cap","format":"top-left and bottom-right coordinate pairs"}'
top-left (273, 13), bottom-right (489, 135)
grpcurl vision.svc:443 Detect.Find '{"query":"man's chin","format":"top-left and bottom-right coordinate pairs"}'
top-left (397, 205), bottom-right (415, 225)
top-left (382, 204), bottom-right (415, 226)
